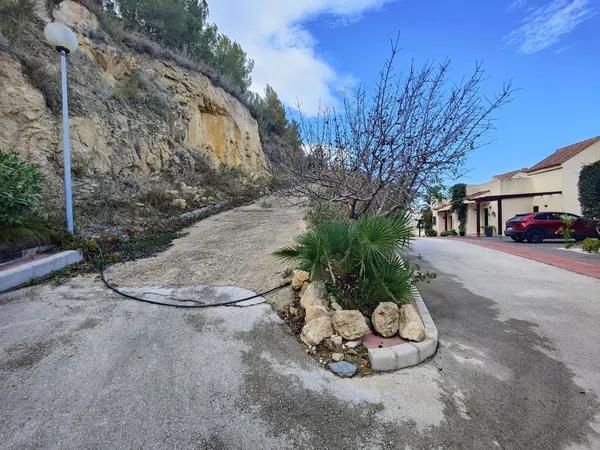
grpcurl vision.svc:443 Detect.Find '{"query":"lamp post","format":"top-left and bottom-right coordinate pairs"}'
top-left (44, 22), bottom-right (78, 234)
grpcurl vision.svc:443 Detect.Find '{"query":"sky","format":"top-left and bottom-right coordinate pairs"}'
top-left (208, 0), bottom-right (599, 185)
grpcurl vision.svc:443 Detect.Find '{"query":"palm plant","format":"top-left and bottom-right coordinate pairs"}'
top-left (274, 213), bottom-right (414, 313)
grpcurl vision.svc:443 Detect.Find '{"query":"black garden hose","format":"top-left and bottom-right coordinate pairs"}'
top-left (97, 244), bottom-right (290, 309)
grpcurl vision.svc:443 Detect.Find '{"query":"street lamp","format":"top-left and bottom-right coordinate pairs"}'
top-left (44, 22), bottom-right (78, 234)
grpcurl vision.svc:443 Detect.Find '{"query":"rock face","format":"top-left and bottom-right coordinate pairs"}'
top-left (331, 310), bottom-right (370, 341)
top-left (372, 302), bottom-right (400, 337)
top-left (0, 1), bottom-right (270, 225)
top-left (304, 305), bottom-right (329, 323)
top-left (300, 316), bottom-right (334, 346)
top-left (300, 281), bottom-right (327, 309)
top-left (291, 270), bottom-right (310, 289)
top-left (398, 304), bottom-right (426, 342)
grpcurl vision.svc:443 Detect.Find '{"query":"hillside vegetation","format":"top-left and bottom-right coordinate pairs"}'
top-left (0, 0), bottom-right (300, 241)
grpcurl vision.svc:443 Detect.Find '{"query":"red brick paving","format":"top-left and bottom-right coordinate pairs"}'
top-left (456, 239), bottom-right (600, 280)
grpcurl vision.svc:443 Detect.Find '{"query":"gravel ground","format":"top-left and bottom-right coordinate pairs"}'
top-left (106, 195), bottom-right (307, 311)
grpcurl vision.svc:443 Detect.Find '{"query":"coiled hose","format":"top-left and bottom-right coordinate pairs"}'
top-left (97, 244), bottom-right (290, 309)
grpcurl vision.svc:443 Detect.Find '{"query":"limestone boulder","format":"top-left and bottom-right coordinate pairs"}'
top-left (291, 270), bottom-right (310, 289)
top-left (398, 304), bottom-right (426, 342)
top-left (300, 316), bottom-right (334, 346)
top-left (300, 281), bottom-right (327, 309)
top-left (53, 0), bottom-right (99, 32)
top-left (304, 305), bottom-right (329, 323)
top-left (331, 310), bottom-right (370, 340)
top-left (372, 302), bottom-right (400, 337)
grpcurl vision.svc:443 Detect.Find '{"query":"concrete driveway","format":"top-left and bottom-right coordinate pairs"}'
top-left (1, 227), bottom-right (599, 448)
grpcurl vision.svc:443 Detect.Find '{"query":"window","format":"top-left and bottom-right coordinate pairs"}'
top-left (432, 217), bottom-right (437, 225)
top-left (533, 206), bottom-right (539, 212)
top-left (534, 213), bottom-right (551, 220)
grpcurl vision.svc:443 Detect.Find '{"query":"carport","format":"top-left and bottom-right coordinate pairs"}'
top-left (474, 191), bottom-right (562, 236)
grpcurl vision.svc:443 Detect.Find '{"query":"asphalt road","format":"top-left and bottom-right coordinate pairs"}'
top-left (1, 234), bottom-right (599, 448)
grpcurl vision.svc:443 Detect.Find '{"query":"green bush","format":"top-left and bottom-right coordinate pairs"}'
top-left (440, 229), bottom-right (458, 237)
top-left (305, 201), bottom-right (349, 229)
top-left (582, 238), bottom-right (600, 253)
top-left (578, 161), bottom-right (600, 222)
top-left (558, 215), bottom-right (576, 249)
top-left (0, 152), bottom-right (45, 226)
top-left (274, 214), bottom-right (413, 314)
top-left (425, 228), bottom-right (437, 237)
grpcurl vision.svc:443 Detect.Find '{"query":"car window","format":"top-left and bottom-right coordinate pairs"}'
top-left (534, 213), bottom-right (551, 220)
top-left (509, 214), bottom-right (529, 221)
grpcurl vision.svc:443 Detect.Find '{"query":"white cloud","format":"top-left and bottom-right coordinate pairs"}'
top-left (208, 0), bottom-right (393, 115)
top-left (504, 0), bottom-right (595, 54)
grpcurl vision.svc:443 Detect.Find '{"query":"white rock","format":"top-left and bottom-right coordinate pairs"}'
top-left (291, 270), bottom-right (310, 289)
top-left (330, 335), bottom-right (343, 347)
top-left (300, 316), bottom-right (334, 346)
top-left (398, 304), bottom-right (426, 342)
top-left (330, 302), bottom-right (343, 311)
top-left (288, 306), bottom-right (298, 316)
top-left (331, 310), bottom-right (370, 341)
top-left (372, 302), bottom-right (400, 337)
top-left (304, 305), bottom-right (329, 323)
top-left (343, 340), bottom-right (361, 349)
top-left (300, 281), bottom-right (327, 309)
top-left (331, 352), bottom-right (344, 362)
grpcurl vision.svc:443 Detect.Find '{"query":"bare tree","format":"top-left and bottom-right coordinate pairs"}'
top-left (280, 38), bottom-right (513, 217)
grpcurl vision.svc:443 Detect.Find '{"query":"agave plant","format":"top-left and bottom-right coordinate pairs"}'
top-left (274, 213), bottom-right (414, 312)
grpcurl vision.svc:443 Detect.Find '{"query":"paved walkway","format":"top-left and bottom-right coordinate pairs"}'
top-left (1, 209), bottom-right (599, 448)
top-left (445, 237), bottom-right (600, 279)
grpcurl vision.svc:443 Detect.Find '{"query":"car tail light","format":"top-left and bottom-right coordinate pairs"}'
top-left (513, 221), bottom-right (523, 229)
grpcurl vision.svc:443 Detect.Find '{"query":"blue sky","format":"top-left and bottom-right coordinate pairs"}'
top-left (210, 0), bottom-right (599, 184)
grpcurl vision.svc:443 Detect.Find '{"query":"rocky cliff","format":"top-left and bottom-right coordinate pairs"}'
top-left (0, 1), bottom-right (270, 230)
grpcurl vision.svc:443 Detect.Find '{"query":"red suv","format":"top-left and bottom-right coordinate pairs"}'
top-left (504, 212), bottom-right (600, 243)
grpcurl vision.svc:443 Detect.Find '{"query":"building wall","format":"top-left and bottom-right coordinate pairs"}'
top-left (433, 142), bottom-right (599, 235)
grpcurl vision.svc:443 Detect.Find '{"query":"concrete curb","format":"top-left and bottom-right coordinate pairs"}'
top-left (0, 250), bottom-right (83, 292)
top-left (367, 284), bottom-right (438, 371)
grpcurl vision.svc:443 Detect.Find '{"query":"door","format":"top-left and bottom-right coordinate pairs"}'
top-left (484, 208), bottom-right (489, 228)
top-left (533, 212), bottom-right (562, 238)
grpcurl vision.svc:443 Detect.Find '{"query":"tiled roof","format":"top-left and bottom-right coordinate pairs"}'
top-left (466, 190), bottom-right (491, 200)
top-left (493, 168), bottom-right (527, 180)
top-left (527, 136), bottom-right (600, 173)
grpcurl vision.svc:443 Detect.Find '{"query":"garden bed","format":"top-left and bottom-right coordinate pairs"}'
top-left (276, 269), bottom-right (435, 377)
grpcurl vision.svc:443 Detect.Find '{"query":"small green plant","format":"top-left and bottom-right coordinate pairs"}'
top-left (558, 215), bottom-right (576, 249)
top-left (425, 228), bottom-right (437, 237)
top-left (113, 70), bottom-right (150, 104)
top-left (582, 238), bottom-right (600, 253)
top-left (0, 152), bottom-right (45, 227)
top-left (304, 200), bottom-right (349, 228)
top-left (274, 214), bottom-right (413, 315)
top-left (440, 229), bottom-right (458, 237)
top-left (259, 200), bottom-right (272, 209)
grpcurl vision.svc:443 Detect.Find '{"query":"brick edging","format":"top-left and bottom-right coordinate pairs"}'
top-left (367, 285), bottom-right (438, 371)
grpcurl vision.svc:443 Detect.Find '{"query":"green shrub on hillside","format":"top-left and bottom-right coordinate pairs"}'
top-left (304, 201), bottom-right (349, 229)
top-left (274, 214), bottom-right (414, 314)
top-left (0, 152), bottom-right (45, 227)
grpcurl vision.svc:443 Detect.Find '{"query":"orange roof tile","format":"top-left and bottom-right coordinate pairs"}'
top-left (527, 136), bottom-right (600, 173)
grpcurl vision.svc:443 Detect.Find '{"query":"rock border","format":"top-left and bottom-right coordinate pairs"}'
top-left (367, 284), bottom-right (438, 371)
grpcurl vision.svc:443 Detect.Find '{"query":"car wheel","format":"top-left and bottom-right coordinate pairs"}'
top-left (526, 229), bottom-right (544, 243)
top-left (510, 236), bottom-right (524, 242)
